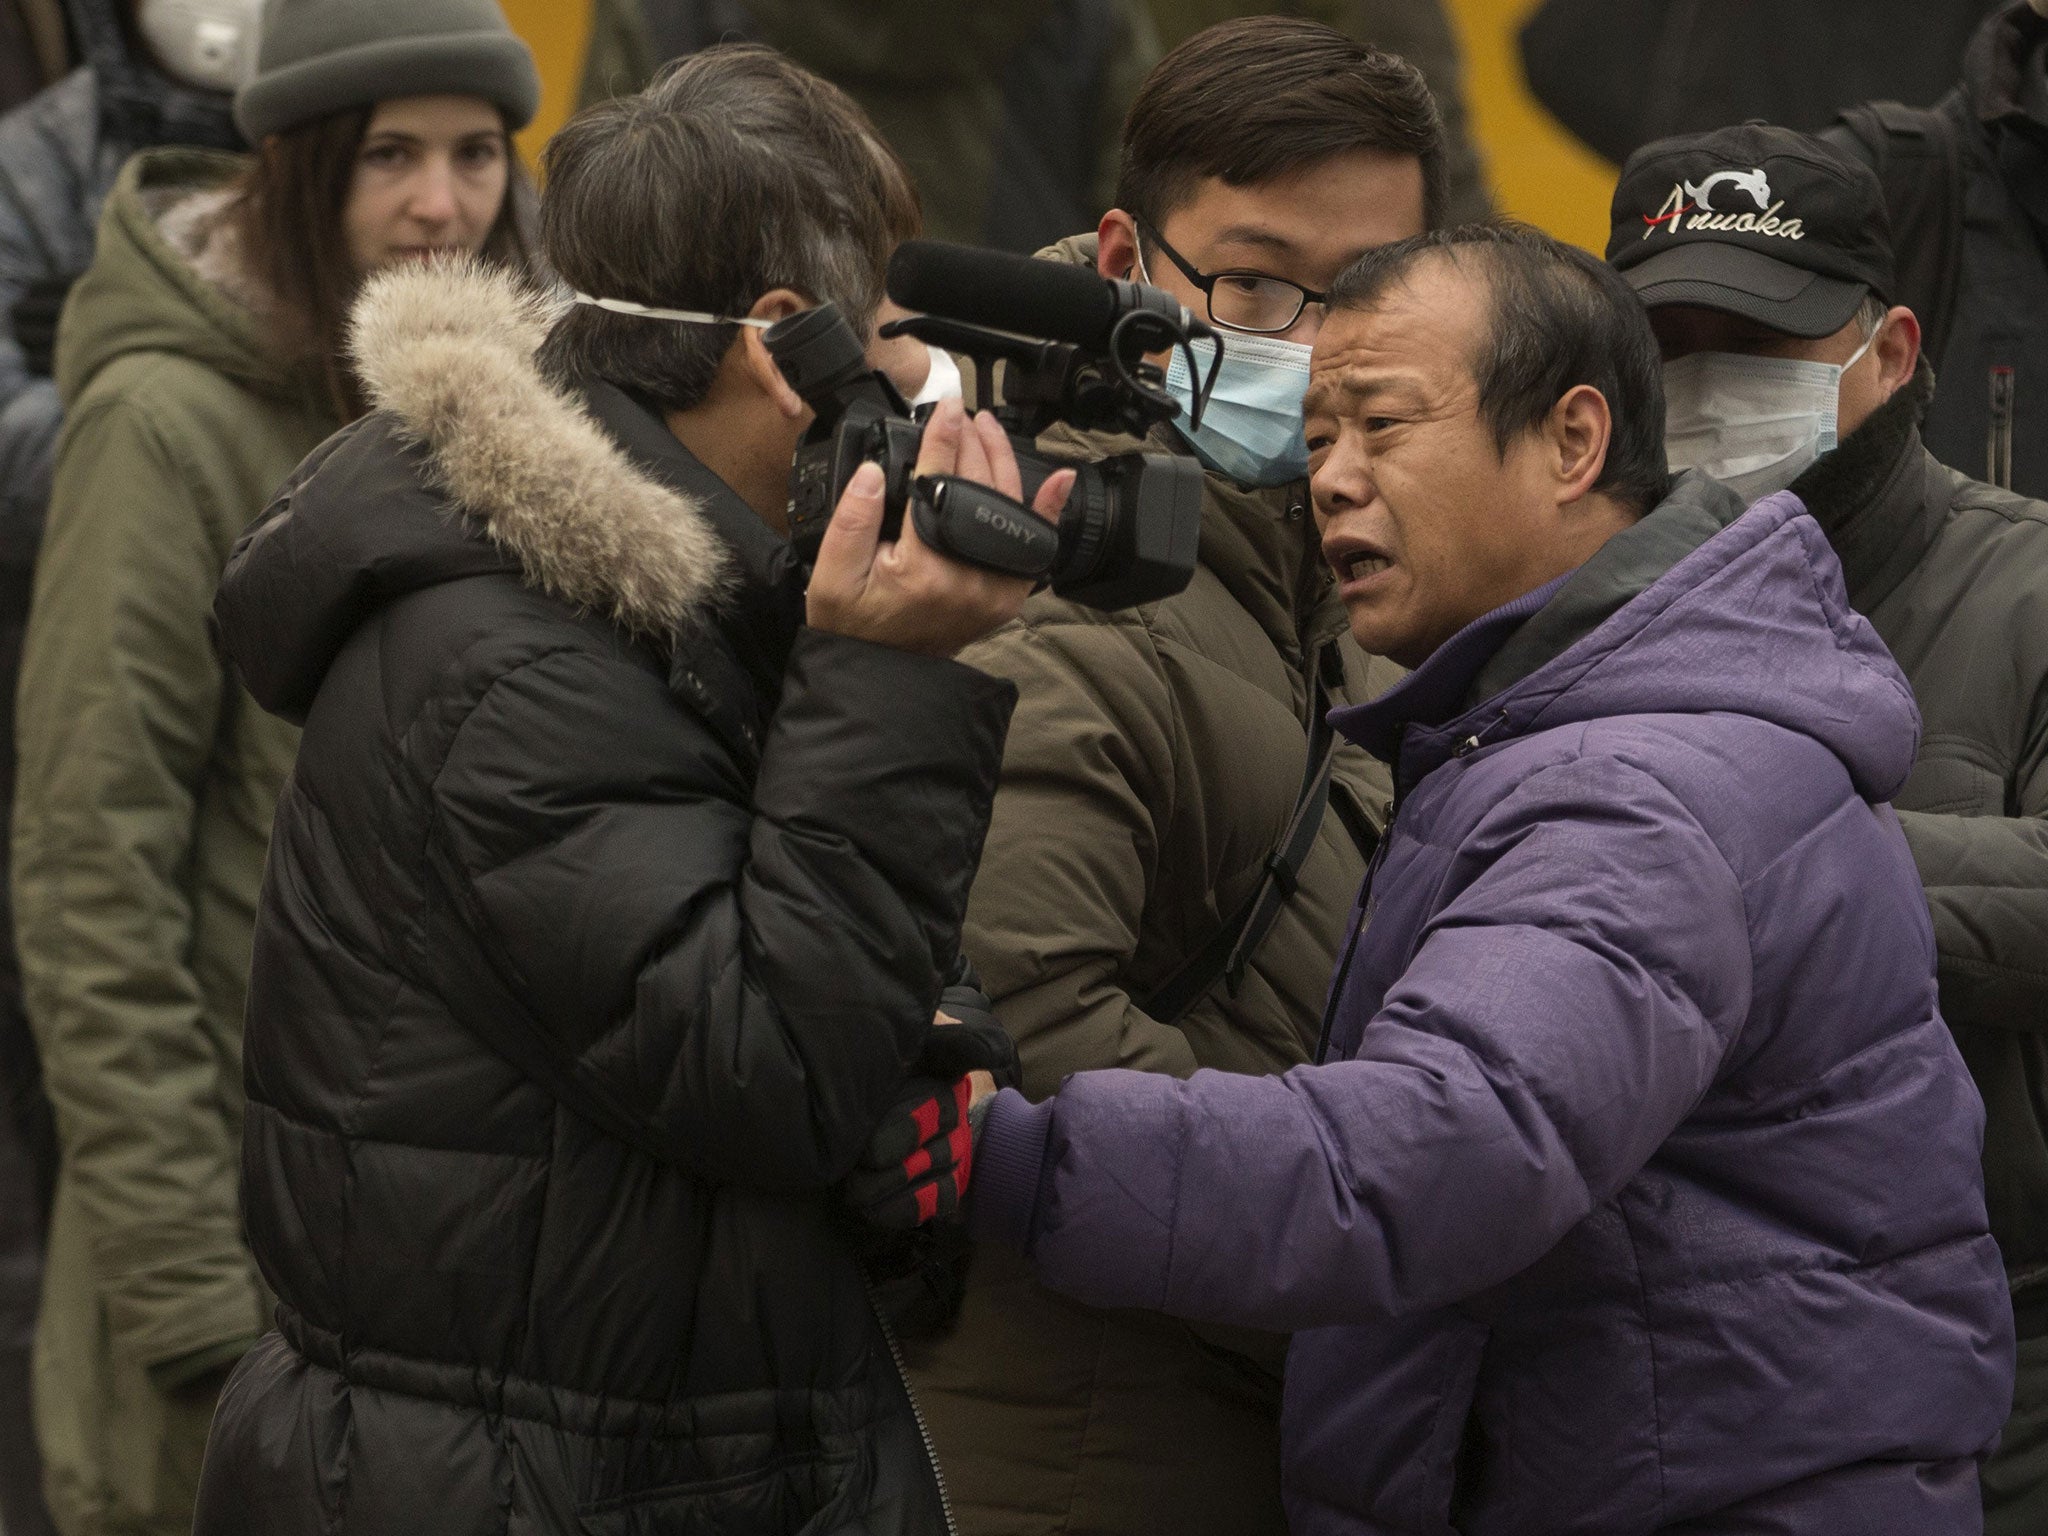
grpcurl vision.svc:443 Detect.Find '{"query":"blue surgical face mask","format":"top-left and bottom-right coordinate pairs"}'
top-left (1163, 334), bottom-right (1315, 487)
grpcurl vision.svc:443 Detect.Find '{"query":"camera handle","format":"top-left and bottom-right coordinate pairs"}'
top-left (882, 313), bottom-right (1216, 443)
top-left (909, 475), bottom-right (1060, 581)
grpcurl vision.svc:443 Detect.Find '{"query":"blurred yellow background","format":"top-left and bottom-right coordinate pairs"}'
top-left (498, 0), bottom-right (592, 157)
top-left (498, 0), bottom-right (1622, 252)
top-left (1443, 0), bottom-right (1617, 250)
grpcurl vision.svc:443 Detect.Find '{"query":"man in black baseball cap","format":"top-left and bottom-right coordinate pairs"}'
top-left (1608, 122), bottom-right (1904, 499)
top-left (1609, 120), bottom-right (2048, 1536)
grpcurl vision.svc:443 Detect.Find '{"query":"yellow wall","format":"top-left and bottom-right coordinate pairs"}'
top-left (504, 1), bottom-right (1620, 249)
top-left (1444, 0), bottom-right (1617, 251)
top-left (500, 0), bottom-right (596, 164)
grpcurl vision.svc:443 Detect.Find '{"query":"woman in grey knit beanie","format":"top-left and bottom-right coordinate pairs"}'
top-left (226, 0), bottom-right (543, 416)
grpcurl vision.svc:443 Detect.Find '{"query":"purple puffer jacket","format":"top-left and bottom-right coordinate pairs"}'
top-left (970, 488), bottom-right (2015, 1534)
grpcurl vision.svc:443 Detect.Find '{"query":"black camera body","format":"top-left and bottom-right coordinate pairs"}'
top-left (765, 251), bottom-right (1209, 612)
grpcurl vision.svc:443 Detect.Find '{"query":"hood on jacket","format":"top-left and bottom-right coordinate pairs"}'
top-left (66, 0), bottom-right (243, 153)
top-left (217, 257), bottom-right (735, 720)
top-left (1341, 480), bottom-right (1922, 805)
top-left (1966, 0), bottom-right (2048, 130)
top-left (55, 146), bottom-right (301, 408)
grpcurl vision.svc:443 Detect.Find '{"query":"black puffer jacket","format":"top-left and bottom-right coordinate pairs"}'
top-left (193, 262), bottom-right (1013, 1536)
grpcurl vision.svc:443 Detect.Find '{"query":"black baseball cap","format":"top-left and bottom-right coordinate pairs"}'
top-left (1606, 123), bottom-right (1897, 338)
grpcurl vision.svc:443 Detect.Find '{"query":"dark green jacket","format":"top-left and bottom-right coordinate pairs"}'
top-left (12, 148), bottom-right (335, 1535)
top-left (1790, 369), bottom-right (2048, 1297)
top-left (899, 233), bottom-right (1397, 1536)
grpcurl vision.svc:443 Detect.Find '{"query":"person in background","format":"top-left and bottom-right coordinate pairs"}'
top-left (194, 42), bottom-right (1056, 1536)
top-left (1521, 0), bottom-right (2004, 167)
top-left (0, 6), bottom-right (256, 1533)
top-left (0, 0), bottom-right (69, 113)
top-left (1, 1), bottom-right (252, 538)
top-left (966, 222), bottom-right (2014, 1536)
top-left (899, 20), bottom-right (1433, 1536)
top-left (1823, 0), bottom-right (2048, 499)
top-left (1606, 120), bottom-right (2048, 1535)
top-left (9, 0), bottom-right (538, 1528)
top-left (579, 0), bottom-right (1160, 254)
top-left (1143, 1), bottom-right (1491, 225)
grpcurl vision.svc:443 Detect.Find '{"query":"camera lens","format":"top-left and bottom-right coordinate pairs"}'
top-left (1053, 471), bottom-right (1112, 587)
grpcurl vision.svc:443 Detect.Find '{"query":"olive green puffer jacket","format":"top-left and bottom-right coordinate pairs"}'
top-left (898, 234), bottom-right (1398, 1536)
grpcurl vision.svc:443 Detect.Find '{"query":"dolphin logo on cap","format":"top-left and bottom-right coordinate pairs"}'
top-left (1681, 168), bottom-right (1772, 214)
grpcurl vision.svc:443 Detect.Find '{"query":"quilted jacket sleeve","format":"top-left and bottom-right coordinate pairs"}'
top-left (424, 627), bottom-right (1017, 1192)
top-left (974, 754), bottom-right (1752, 1330)
top-left (0, 71), bottom-right (103, 570)
top-left (1893, 733), bottom-right (2048, 1033)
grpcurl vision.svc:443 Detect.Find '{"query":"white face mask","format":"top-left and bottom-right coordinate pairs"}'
top-left (136, 0), bottom-right (265, 94)
top-left (907, 344), bottom-right (963, 407)
top-left (1661, 325), bottom-right (1878, 504)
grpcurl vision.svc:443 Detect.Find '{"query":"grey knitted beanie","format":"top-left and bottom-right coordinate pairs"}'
top-left (235, 0), bottom-right (541, 141)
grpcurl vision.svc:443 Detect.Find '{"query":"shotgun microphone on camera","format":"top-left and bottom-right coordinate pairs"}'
top-left (886, 240), bottom-right (1212, 359)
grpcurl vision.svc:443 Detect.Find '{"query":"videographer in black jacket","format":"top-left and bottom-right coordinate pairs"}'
top-left (192, 46), bottom-right (1071, 1536)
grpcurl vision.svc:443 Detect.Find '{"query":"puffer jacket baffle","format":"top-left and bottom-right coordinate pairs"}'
top-left (194, 260), bottom-right (1017, 1536)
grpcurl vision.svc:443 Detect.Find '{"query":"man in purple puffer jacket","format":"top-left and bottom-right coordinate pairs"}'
top-left (965, 223), bottom-right (2016, 1534)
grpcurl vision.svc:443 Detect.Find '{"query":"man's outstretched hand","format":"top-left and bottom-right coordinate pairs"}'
top-left (846, 1072), bottom-right (996, 1230)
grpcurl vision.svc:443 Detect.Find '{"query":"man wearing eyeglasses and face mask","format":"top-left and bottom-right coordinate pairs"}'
top-left (1607, 121), bottom-right (2048, 1535)
top-left (897, 17), bottom-right (1440, 1536)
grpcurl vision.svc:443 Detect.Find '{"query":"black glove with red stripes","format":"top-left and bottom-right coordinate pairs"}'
top-left (846, 1075), bottom-right (982, 1230)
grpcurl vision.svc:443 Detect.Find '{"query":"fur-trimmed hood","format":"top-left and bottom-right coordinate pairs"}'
top-left (349, 258), bottom-right (733, 635)
top-left (217, 258), bottom-right (745, 723)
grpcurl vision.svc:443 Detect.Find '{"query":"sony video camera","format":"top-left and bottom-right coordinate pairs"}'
top-left (763, 241), bottom-right (1218, 611)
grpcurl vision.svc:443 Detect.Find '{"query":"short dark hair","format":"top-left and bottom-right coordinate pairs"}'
top-left (1328, 224), bottom-right (1670, 514)
top-left (536, 45), bottom-right (919, 414)
top-left (1115, 17), bottom-right (1447, 234)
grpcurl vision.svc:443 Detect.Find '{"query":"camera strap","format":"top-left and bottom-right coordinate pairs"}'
top-left (1139, 645), bottom-right (1375, 1027)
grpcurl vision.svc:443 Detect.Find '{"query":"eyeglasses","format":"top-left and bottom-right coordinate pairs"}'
top-left (1136, 219), bottom-right (1327, 337)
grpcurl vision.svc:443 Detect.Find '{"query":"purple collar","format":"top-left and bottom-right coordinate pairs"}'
top-left (1329, 572), bottom-right (1573, 766)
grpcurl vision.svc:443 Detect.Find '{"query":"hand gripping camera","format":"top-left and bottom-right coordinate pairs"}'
top-left (764, 241), bottom-right (1219, 611)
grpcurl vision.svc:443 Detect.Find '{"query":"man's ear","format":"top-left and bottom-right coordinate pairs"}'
top-left (738, 287), bottom-right (809, 420)
top-left (1097, 209), bottom-right (1140, 281)
top-left (1550, 385), bottom-right (1614, 506)
top-left (1873, 304), bottom-right (1922, 401)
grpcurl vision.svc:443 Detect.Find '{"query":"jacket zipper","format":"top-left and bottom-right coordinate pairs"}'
top-left (1989, 365), bottom-right (2016, 491)
top-left (861, 1267), bottom-right (961, 1536)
